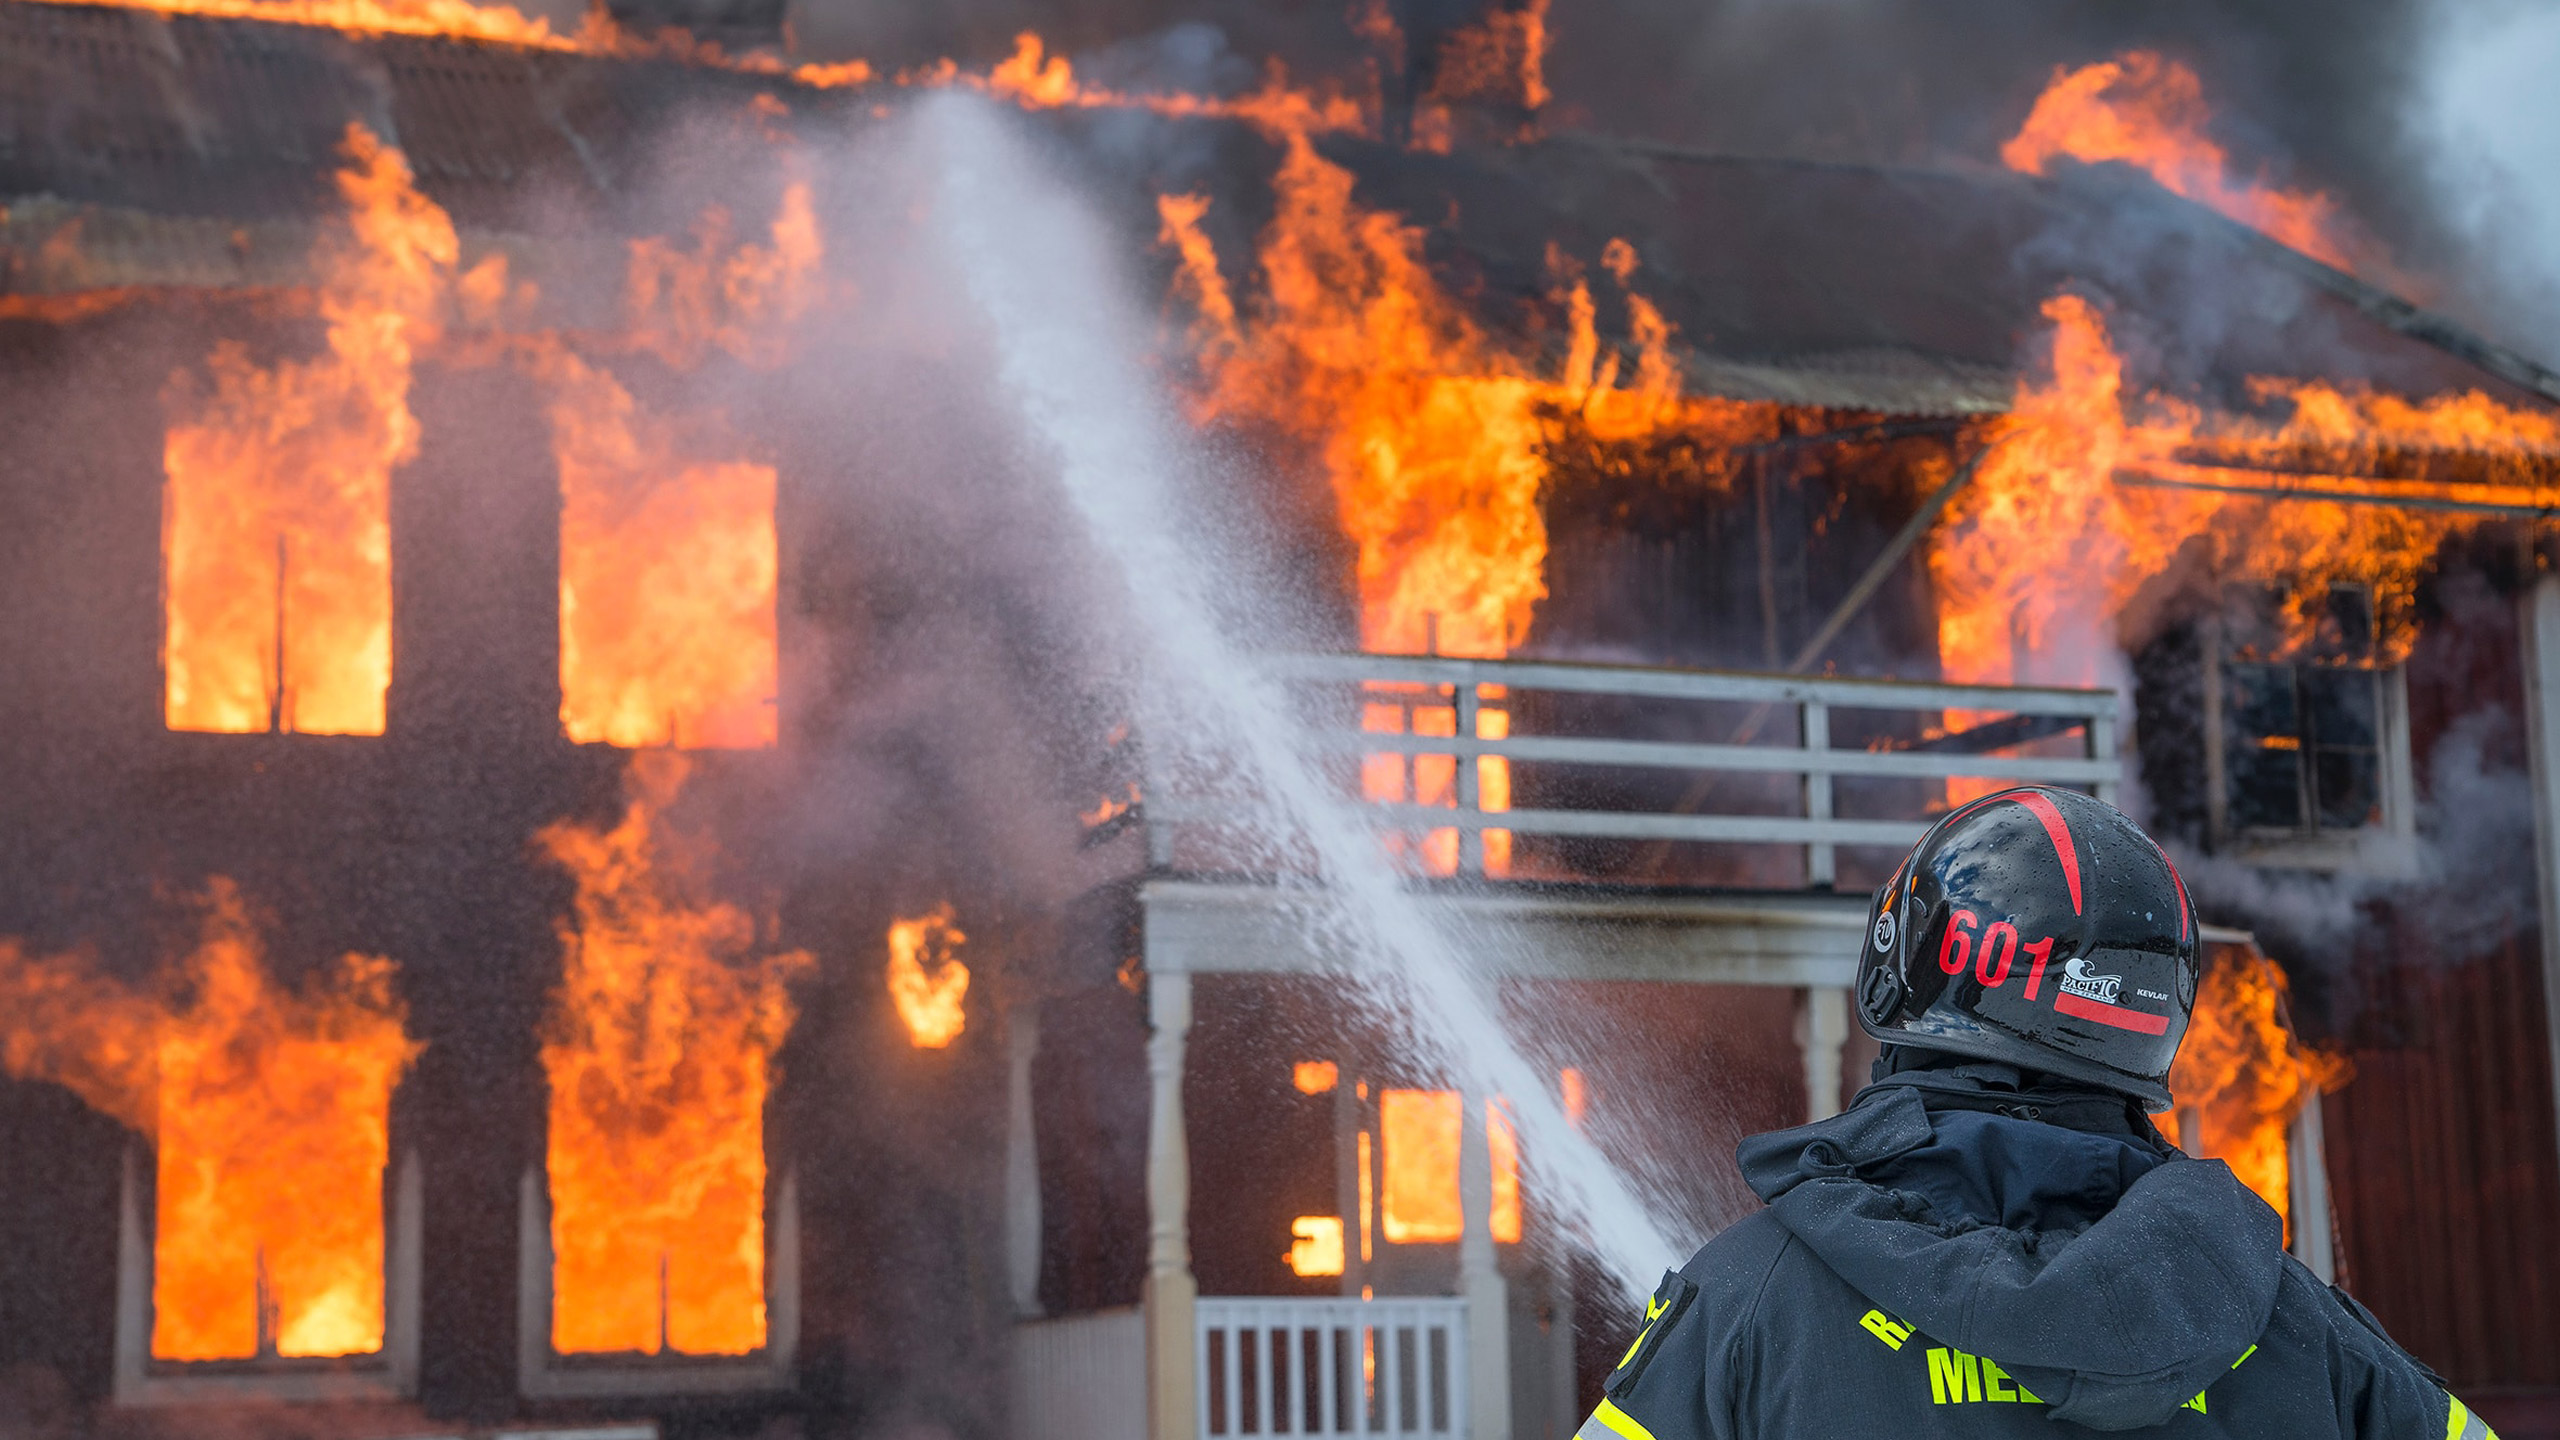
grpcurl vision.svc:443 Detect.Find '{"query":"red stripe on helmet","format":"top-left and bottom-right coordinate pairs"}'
top-left (2010, 790), bottom-right (2083, 916)
top-left (2055, 989), bottom-right (2170, 1035)
top-left (2162, 850), bottom-right (2190, 942)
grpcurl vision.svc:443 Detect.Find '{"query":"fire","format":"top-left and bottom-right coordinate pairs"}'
top-left (885, 905), bottom-right (970, 1049)
top-left (962, 31), bottom-right (1367, 138)
top-left (621, 183), bottom-right (824, 371)
top-left (537, 752), bottom-right (810, 1356)
top-left (545, 349), bottom-right (783, 750)
top-left (2167, 947), bottom-right (2348, 1237)
top-left (162, 124), bottom-right (451, 736)
top-left (1375, 1088), bottom-right (1521, 1244)
top-left (1160, 152), bottom-right (1762, 871)
top-left (27, 0), bottom-right (585, 49)
top-left (1930, 292), bottom-right (2558, 701)
top-left (549, 183), bottom-right (814, 751)
top-left (2002, 52), bottom-right (2355, 271)
top-left (0, 881), bottom-right (418, 1360)
top-left (1410, 0), bottom-right (1552, 150)
top-left (1284, 1216), bottom-right (1345, 1277)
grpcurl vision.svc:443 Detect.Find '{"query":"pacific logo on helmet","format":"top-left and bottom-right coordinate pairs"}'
top-left (2056, 957), bottom-right (2123, 1005)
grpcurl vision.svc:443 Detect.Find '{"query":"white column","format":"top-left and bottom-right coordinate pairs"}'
top-left (1458, 1095), bottom-right (1511, 1440)
top-left (1143, 971), bottom-right (1198, 1440)
top-left (2287, 1093), bottom-right (2335, 1283)
top-left (1800, 985), bottom-right (1850, 1123)
top-left (2520, 574), bottom-right (2560, 1187)
top-left (1005, 1001), bottom-right (1044, 1319)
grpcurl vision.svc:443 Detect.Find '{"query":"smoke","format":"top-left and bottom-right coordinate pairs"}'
top-left (2176, 702), bottom-right (2538, 1006)
top-left (2410, 0), bottom-right (2560, 362)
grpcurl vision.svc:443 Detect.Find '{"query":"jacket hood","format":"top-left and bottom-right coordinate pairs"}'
top-left (1737, 1072), bottom-right (2283, 1431)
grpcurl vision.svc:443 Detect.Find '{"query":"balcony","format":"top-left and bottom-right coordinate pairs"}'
top-left (1144, 651), bottom-right (2122, 888)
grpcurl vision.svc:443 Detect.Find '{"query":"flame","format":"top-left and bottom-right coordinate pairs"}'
top-left (26, 0), bottom-right (587, 48)
top-left (537, 752), bottom-right (810, 1356)
top-left (1284, 1216), bottom-right (1345, 1277)
top-left (2167, 948), bottom-right (2349, 1237)
top-left (1081, 783), bottom-right (1141, 829)
top-left (1378, 1088), bottom-right (1462, 1243)
top-left (0, 881), bottom-right (418, 1360)
top-left (885, 904), bottom-right (970, 1049)
top-left (162, 124), bottom-right (450, 736)
top-left (1158, 160), bottom-right (1764, 654)
top-left (962, 32), bottom-right (1367, 138)
top-left (1559, 1066), bottom-right (1587, 1129)
top-left (1375, 1088), bottom-right (1521, 1244)
top-left (1930, 292), bottom-right (2557, 714)
top-left (1294, 1059), bottom-right (1340, 1094)
top-left (1411, 0), bottom-right (1551, 149)
top-left (546, 183), bottom-right (813, 751)
top-left (621, 182), bottom-right (824, 371)
top-left (2002, 52), bottom-right (2355, 271)
top-left (1487, 1100), bottom-right (1521, 1243)
top-left (1160, 158), bottom-right (1768, 872)
top-left (543, 347), bottom-right (782, 750)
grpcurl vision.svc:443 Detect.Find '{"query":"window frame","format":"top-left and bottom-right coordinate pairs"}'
top-left (2201, 622), bottom-right (2416, 875)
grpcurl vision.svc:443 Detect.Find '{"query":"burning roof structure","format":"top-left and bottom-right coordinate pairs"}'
top-left (0, 3), bottom-right (2555, 1437)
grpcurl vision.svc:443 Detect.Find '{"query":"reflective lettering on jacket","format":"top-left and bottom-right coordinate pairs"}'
top-left (1922, 1347), bottom-right (2042, 1405)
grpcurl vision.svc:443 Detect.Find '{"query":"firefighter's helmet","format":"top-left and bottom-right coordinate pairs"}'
top-left (1856, 786), bottom-right (2200, 1108)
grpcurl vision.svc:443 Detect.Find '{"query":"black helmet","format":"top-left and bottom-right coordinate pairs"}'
top-left (1856, 786), bottom-right (2200, 1108)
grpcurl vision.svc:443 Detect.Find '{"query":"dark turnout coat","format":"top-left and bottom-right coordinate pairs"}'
top-left (1579, 1065), bottom-right (2496, 1440)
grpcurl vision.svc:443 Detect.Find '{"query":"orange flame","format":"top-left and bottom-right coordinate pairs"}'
top-left (885, 904), bottom-right (970, 1049)
top-left (537, 752), bottom-right (811, 1356)
top-left (1161, 157), bottom-right (1763, 872)
top-left (1375, 1088), bottom-right (1521, 1244)
top-left (1411, 0), bottom-right (1552, 149)
top-left (162, 124), bottom-right (451, 736)
top-left (25, 0), bottom-right (587, 49)
top-left (0, 881), bottom-right (419, 1360)
top-left (1284, 1215), bottom-right (1346, 1277)
top-left (2167, 947), bottom-right (2348, 1237)
top-left (542, 182), bottom-right (815, 750)
top-left (544, 350), bottom-right (782, 750)
top-left (1930, 292), bottom-right (2557, 705)
top-left (2002, 52), bottom-right (2355, 271)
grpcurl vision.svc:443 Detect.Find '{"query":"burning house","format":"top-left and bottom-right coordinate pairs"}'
top-left (0, 4), bottom-right (2554, 1440)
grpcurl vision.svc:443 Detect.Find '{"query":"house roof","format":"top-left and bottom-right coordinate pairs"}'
top-left (0, 0), bottom-right (2550, 426)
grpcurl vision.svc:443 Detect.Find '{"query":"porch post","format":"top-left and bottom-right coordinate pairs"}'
top-left (1143, 970), bottom-right (1198, 1440)
top-left (1459, 1095), bottom-right (1511, 1440)
top-left (2520, 575), bottom-right (2560, 1187)
top-left (1800, 985), bottom-right (1850, 1123)
top-left (1004, 999), bottom-right (1043, 1318)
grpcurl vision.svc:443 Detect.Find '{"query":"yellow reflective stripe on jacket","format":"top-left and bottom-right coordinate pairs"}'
top-left (1577, 1398), bottom-right (1660, 1440)
top-left (2447, 1394), bottom-right (2501, 1440)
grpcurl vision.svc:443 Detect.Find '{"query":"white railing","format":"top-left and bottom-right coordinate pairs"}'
top-left (1148, 653), bottom-right (2120, 885)
top-left (1196, 1296), bottom-right (1466, 1438)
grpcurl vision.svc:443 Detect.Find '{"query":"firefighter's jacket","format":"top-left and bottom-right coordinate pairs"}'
top-left (1581, 1068), bottom-right (2495, 1440)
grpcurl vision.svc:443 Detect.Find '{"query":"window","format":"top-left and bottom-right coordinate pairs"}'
top-left (2207, 586), bottom-right (2413, 871)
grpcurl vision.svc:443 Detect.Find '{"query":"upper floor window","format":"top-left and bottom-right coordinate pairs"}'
top-left (2207, 584), bottom-right (2413, 871)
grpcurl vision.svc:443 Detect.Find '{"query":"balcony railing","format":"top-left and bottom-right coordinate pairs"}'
top-left (1149, 653), bottom-right (2121, 885)
top-left (1196, 1296), bottom-right (1465, 1438)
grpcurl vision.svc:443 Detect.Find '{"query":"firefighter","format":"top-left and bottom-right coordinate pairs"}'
top-left (1579, 786), bottom-right (2496, 1440)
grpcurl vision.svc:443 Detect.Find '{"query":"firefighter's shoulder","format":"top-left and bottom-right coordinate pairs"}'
top-left (1577, 1212), bottom-right (1796, 1440)
top-left (2297, 1259), bottom-right (2502, 1440)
